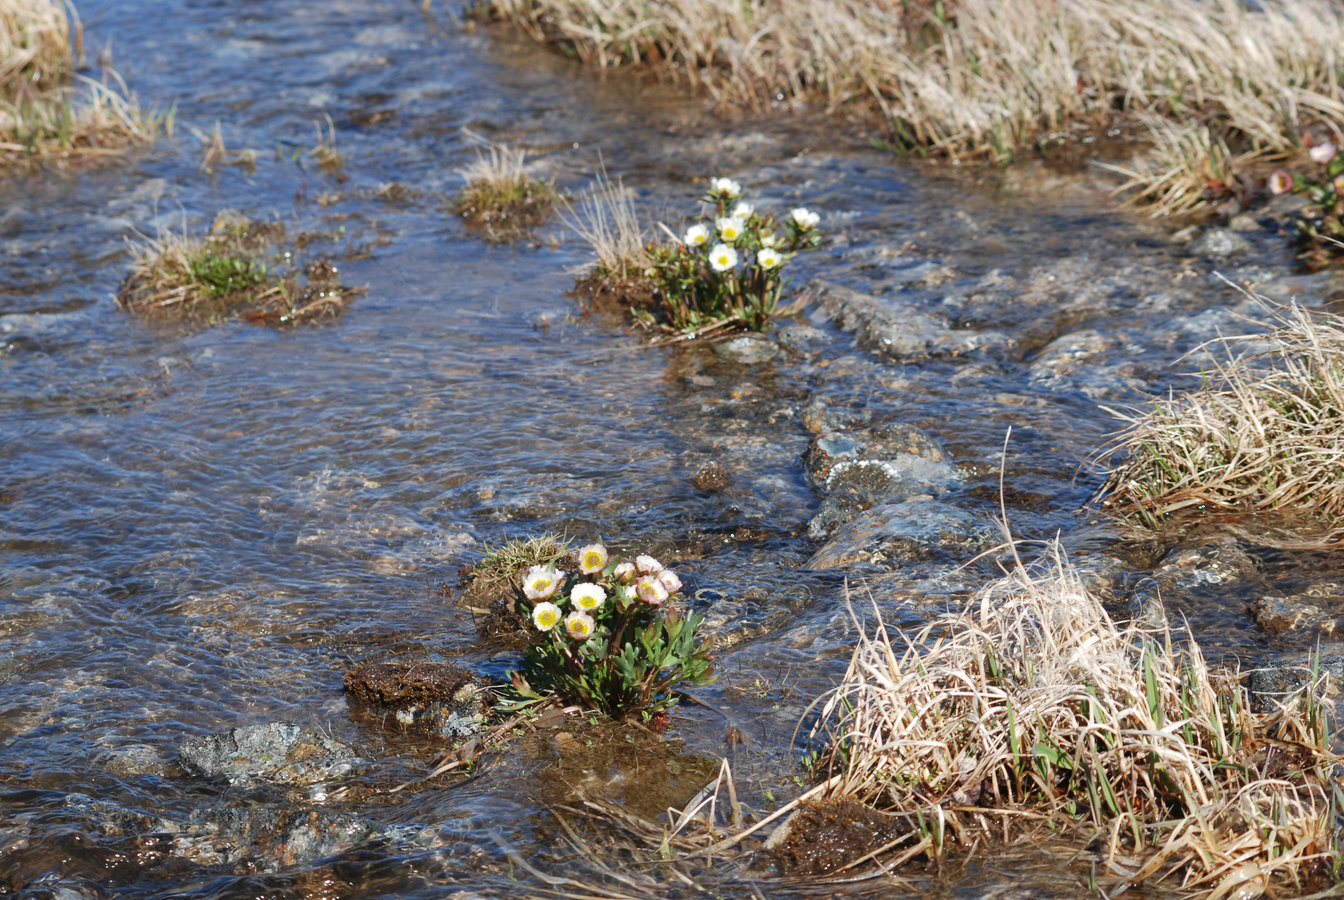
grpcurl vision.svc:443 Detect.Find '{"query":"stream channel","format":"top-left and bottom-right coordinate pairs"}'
top-left (4, 1), bottom-right (1344, 897)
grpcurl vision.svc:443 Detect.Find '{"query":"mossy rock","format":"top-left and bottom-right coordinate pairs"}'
top-left (343, 660), bottom-right (487, 739)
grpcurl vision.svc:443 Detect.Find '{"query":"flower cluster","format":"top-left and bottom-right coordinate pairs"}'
top-left (640, 178), bottom-right (823, 334)
top-left (508, 542), bottom-right (714, 718)
top-left (1268, 128), bottom-right (1344, 269)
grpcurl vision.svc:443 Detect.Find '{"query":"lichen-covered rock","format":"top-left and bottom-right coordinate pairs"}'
top-left (179, 723), bottom-right (363, 785)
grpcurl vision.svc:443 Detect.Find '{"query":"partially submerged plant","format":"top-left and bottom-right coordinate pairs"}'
top-left (454, 136), bottom-right (557, 239)
top-left (505, 541), bottom-right (715, 719)
top-left (1096, 301), bottom-right (1344, 538)
top-left (574, 175), bottom-right (822, 335)
top-left (1267, 128), bottom-right (1344, 269)
top-left (118, 213), bottom-right (354, 327)
top-left (811, 539), bottom-right (1341, 896)
top-left (1, 1), bottom-right (167, 161)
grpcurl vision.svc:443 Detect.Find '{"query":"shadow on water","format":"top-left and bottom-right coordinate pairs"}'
top-left (4, 0), bottom-right (1344, 895)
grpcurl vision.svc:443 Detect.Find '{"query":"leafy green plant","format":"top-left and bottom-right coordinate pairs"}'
top-left (639, 178), bottom-right (821, 334)
top-left (1268, 130), bottom-right (1344, 269)
top-left (504, 542), bottom-right (715, 719)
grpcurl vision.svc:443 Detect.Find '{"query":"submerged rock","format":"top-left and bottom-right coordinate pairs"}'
top-left (806, 279), bottom-right (1016, 362)
top-left (1153, 538), bottom-right (1258, 590)
top-left (1188, 227), bottom-right (1254, 258)
top-left (713, 334), bottom-right (778, 364)
top-left (1251, 584), bottom-right (1344, 638)
top-left (344, 660), bottom-right (487, 739)
top-left (758, 796), bottom-right (908, 877)
top-left (807, 498), bottom-right (994, 570)
top-left (179, 723), bottom-right (363, 785)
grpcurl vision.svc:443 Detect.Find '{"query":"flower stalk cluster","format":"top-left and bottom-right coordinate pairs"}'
top-left (1268, 130), bottom-right (1344, 269)
top-left (507, 543), bottom-right (714, 718)
top-left (643, 177), bottom-right (822, 333)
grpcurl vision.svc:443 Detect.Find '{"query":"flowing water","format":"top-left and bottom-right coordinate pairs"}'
top-left (4, 2), bottom-right (1344, 897)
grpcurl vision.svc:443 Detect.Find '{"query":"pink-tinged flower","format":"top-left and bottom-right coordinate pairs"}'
top-left (1334, 174), bottom-right (1344, 197)
top-left (1268, 170), bottom-right (1294, 195)
top-left (570, 582), bottom-right (607, 612)
top-left (576, 543), bottom-right (608, 574)
top-left (565, 610), bottom-right (595, 640)
top-left (532, 602), bottom-right (561, 632)
top-left (522, 565), bottom-right (561, 600)
top-left (635, 554), bottom-right (663, 574)
top-left (1309, 141), bottom-right (1338, 164)
top-left (656, 569), bottom-right (682, 593)
top-left (636, 575), bottom-right (669, 606)
top-left (612, 561), bottom-right (637, 582)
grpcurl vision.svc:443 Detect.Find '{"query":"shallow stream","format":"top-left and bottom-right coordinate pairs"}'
top-left (4, 2), bottom-right (1344, 896)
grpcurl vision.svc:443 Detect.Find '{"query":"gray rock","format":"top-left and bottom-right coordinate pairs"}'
top-left (774, 323), bottom-right (829, 353)
top-left (169, 805), bottom-right (375, 870)
top-left (179, 722), bottom-right (363, 785)
top-left (806, 279), bottom-right (1016, 362)
top-left (806, 499), bottom-right (995, 570)
top-left (713, 335), bottom-right (778, 364)
top-left (1251, 585), bottom-right (1344, 637)
top-left (1188, 227), bottom-right (1253, 258)
top-left (1153, 538), bottom-right (1258, 590)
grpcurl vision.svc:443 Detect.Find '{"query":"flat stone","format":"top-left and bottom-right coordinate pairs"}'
top-left (1188, 227), bottom-right (1253, 257)
top-left (1251, 591), bottom-right (1344, 638)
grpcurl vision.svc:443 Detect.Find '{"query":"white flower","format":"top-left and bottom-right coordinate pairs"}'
top-left (636, 575), bottom-right (669, 606)
top-left (656, 569), bottom-right (682, 593)
top-left (532, 601), bottom-right (562, 632)
top-left (576, 543), bottom-right (608, 575)
top-left (522, 565), bottom-right (560, 600)
top-left (789, 207), bottom-right (820, 230)
top-left (635, 554), bottom-right (663, 574)
top-left (570, 582), bottom-right (607, 612)
top-left (708, 243), bottom-right (738, 272)
top-left (1268, 170), bottom-right (1293, 195)
top-left (709, 177), bottom-right (742, 199)
top-left (759, 234), bottom-right (779, 248)
top-left (756, 247), bottom-right (783, 270)
top-left (716, 216), bottom-right (747, 242)
top-left (612, 561), bottom-right (637, 582)
top-left (684, 223), bottom-right (710, 246)
top-left (1334, 174), bottom-right (1344, 197)
top-left (731, 201), bottom-right (754, 219)
top-left (1309, 141), bottom-right (1338, 164)
top-left (565, 610), bottom-right (596, 640)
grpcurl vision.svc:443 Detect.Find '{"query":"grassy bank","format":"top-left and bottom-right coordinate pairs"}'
top-left (484, 0), bottom-right (1344, 213)
top-left (811, 539), bottom-right (1340, 895)
top-left (1, 0), bottom-right (165, 160)
top-left (1097, 302), bottom-right (1344, 539)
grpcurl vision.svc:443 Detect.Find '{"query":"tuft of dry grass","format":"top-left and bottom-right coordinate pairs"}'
top-left (118, 214), bottom-right (353, 328)
top-left (811, 538), bottom-right (1341, 896)
top-left (486, 0), bottom-right (1344, 213)
top-left (560, 167), bottom-right (649, 278)
top-left (454, 135), bottom-right (558, 239)
top-left (1096, 301), bottom-right (1344, 536)
top-left (1, 1), bottom-right (167, 161)
top-left (0, 0), bottom-right (75, 93)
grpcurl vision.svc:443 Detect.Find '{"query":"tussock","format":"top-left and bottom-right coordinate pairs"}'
top-left (454, 134), bottom-right (557, 239)
top-left (1, 0), bottom-right (166, 160)
top-left (812, 539), bottom-right (1340, 895)
top-left (487, 0), bottom-right (1344, 211)
top-left (560, 166), bottom-right (649, 279)
top-left (1097, 301), bottom-right (1344, 536)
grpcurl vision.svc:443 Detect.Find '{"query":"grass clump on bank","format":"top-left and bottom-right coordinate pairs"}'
top-left (810, 540), bottom-right (1340, 896)
top-left (453, 137), bottom-right (557, 240)
top-left (569, 172), bottom-right (821, 335)
top-left (484, 0), bottom-right (1344, 215)
top-left (118, 214), bottom-right (354, 327)
top-left (1, 0), bottom-right (167, 161)
top-left (1096, 303), bottom-right (1344, 536)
